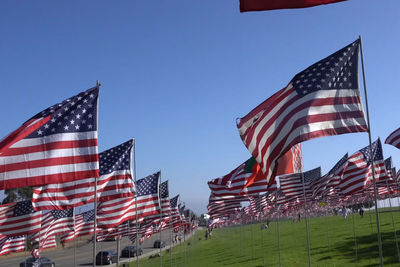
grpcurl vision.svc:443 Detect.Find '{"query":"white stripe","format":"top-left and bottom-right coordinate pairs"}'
top-left (1, 162), bottom-right (98, 180)
top-left (10, 131), bottom-right (97, 148)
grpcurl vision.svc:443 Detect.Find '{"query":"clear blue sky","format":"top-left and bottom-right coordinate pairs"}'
top-left (0, 0), bottom-right (399, 214)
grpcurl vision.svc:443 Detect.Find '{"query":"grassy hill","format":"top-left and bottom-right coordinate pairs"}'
top-left (128, 209), bottom-right (400, 266)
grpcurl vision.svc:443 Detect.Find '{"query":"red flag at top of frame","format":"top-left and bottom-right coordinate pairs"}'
top-left (239, 0), bottom-right (347, 12)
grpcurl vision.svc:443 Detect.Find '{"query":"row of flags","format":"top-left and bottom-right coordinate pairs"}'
top-left (0, 83), bottom-right (196, 256)
top-left (208, 136), bottom-right (400, 221)
top-left (207, 37), bottom-right (400, 225)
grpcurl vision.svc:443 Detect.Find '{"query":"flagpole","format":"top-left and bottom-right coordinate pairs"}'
top-left (301, 172), bottom-right (311, 267)
top-left (159, 170), bottom-right (163, 267)
top-left (386, 179), bottom-right (400, 263)
top-left (359, 35), bottom-right (384, 267)
top-left (276, 213), bottom-right (281, 267)
top-left (92, 80), bottom-right (101, 267)
top-left (351, 211), bottom-right (358, 261)
top-left (73, 207), bottom-right (76, 267)
top-left (133, 139), bottom-right (139, 267)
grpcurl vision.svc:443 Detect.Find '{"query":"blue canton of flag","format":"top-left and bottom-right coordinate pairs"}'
top-left (82, 210), bottom-right (95, 222)
top-left (28, 88), bottom-right (98, 137)
top-left (170, 195), bottom-right (179, 209)
top-left (137, 172), bottom-right (160, 196)
top-left (50, 209), bottom-right (73, 220)
top-left (160, 181), bottom-right (169, 199)
top-left (293, 40), bottom-right (359, 97)
top-left (327, 153), bottom-right (348, 176)
top-left (360, 138), bottom-right (384, 165)
top-left (303, 167), bottom-right (321, 184)
top-left (99, 139), bottom-right (133, 175)
top-left (13, 201), bottom-right (35, 217)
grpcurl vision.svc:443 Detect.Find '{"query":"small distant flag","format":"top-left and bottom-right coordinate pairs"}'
top-left (239, 0), bottom-right (347, 12)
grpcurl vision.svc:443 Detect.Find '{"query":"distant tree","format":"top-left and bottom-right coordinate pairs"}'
top-left (2, 187), bottom-right (33, 204)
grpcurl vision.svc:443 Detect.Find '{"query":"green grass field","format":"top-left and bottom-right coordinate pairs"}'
top-left (126, 209), bottom-right (400, 266)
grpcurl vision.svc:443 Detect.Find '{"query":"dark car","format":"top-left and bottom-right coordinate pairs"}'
top-left (121, 245), bottom-right (143, 257)
top-left (153, 240), bottom-right (166, 248)
top-left (20, 257), bottom-right (55, 267)
top-left (95, 250), bottom-right (118, 265)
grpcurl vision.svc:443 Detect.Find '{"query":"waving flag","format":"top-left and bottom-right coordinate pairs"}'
top-left (340, 139), bottom-right (387, 195)
top-left (97, 171), bottom-right (160, 228)
top-left (61, 210), bottom-right (96, 243)
top-left (279, 167), bottom-right (321, 202)
top-left (312, 153), bottom-right (347, 199)
top-left (0, 86), bottom-right (99, 190)
top-left (208, 158), bottom-right (269, 198)
top-left (239, 0), bottom-right (347, 12)
top-left (0, 235), bottom-right (25, 256)
top-left (0, 200), bottom-right (41, 236)
top-left (32, 139), bottom-right (135, 210)
top-left (385, 128), bottom-right (400, 149)
top-left (237, 39), bottom-right (367, 184)
top-left (31, 209), bottom-right (74, 249)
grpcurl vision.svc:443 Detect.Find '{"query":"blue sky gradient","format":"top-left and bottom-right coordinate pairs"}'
top-left (0, 0), bottom-right (399, 214)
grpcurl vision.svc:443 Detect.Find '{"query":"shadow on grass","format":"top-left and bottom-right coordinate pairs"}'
top-left (331, 230), bottom-right (400, 265)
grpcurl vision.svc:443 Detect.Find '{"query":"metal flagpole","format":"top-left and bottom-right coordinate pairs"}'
top-left (133, 139), bottom-right (139, 267)
top-left (351, 211), bottom-right (358, 261)
top-left (359, 35), bottom-right (384, 267)
top-left (301, 172), bottom-right (311, 267)
top-left (93, 80), bottom-right (101, 267)
top-left (261, 223), bottom-right (265, 267)
top-left (277, 214), bottom-right (281, 267)
top-left (73, 207), bottom-right (76, 267)
top-left (159, 171), bottom-right (163, 267)
top-left (386, 184), bottom-right (400, 263)
top-left (251, 216), bottom-right (254, 262)
top-left (170, 224), bottom-right (173, 267)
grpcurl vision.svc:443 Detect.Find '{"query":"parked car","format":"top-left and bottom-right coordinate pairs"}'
top-left (121, 245), bottom-right (143, 257)
top-left (20, 257), bottom-right (55, 267)
top-left (95, 250), bottom-right (118, 265)
top-left (153, 240), bottom-right (166, 248)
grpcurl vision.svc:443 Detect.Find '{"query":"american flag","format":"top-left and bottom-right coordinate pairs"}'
top-left (97, 171), bottom-right (160, 228)
top-left (61, 209), bottom-right (95, 243)
top-left (0, 86), bottom-right (99, 190)
top-left (31, 209), bottom-right (74, 249)
top-left (237, 39), bottom-right (367, 185)
top-left (32, 139), bottom-right (135, 210)
top-left (279, 167), bottom-right (321, 202)
top-left (40, 234), bottom-right (57, 250)
top-left (385, 128), bottom-right (400, 149)
top-left (169, 195), bottom-right (181, 227)
top-left (208, 158), bottom-right (269, 198)
top-left (0, 235), bottom-right (25, 256)
top-left (207, 195), bottom-right (242, 219)
top-left (0, 200), bottom-right (41, 236)
top-left (151, 180), bottom-right (172, 226)
top-left (340, 139), bottom-right (388, 195)
top-left (312, 154), bottom-right (348, 199)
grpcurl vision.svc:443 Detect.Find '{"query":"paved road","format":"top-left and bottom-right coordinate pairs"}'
top-left (0, 229), bottom-right (196, 267)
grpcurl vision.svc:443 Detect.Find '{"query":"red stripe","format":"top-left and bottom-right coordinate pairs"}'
top-left (1, 169), bottom-right (99, 190)
top-left (1, 138), bottom-right (98, 156)
top-left (257, 96), bottom-right (365, 165)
